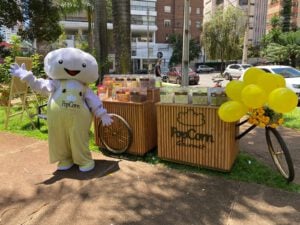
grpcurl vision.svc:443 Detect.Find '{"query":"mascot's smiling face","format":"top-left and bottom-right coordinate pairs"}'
top-left (44, 48), bottom-right (98, 84)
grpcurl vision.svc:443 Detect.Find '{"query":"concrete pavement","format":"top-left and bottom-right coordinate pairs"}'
top-left (1, 131), bottom-right (300, 225)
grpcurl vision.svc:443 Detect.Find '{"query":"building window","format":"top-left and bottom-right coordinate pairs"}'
top-left (131, 15), bottom-right (156, 26)
top-left (164, 19), bottom-right (171, 27)
top-left (164, 6), bottom-right (171, 13)
top-left (196, 21), bottom-right (201, 28)
top-left (132, 50), bottom-right (137, 56)
top-left (196, 8), bottom-right (201, 15)
top-left (149, 48), bottom-right (153, 57)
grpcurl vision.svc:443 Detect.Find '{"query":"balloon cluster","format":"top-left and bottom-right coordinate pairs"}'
top-left (218, 68), bottom-right (298, 124)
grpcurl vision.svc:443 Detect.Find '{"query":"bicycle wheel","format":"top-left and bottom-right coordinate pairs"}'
top-left (98, 114), bottom-right (132, 154)
top-left (265, 127), bottom-right (294, 182)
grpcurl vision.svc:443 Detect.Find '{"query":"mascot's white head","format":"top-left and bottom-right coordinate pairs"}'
top-left (44, 48), bottom-right (98, 84)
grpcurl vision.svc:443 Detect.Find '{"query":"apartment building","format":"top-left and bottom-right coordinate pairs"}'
top-left (60, 0), bottom-right (172, 72)
top-left (266, 0), bottom-right (300, 32)
top-left (0, 26), bottom-right (19, 43)
top-left (156, 0), bottom-right (203, 43)
top-left (155, 0), bottom-right (203, 67)
top-left (203, 0), bottom-right (267, 46)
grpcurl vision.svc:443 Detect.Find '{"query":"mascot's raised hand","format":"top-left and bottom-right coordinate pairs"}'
top-left (9, 48), bottom-right (113, 172)
top-left (10, 63), bottom-right (33, 80)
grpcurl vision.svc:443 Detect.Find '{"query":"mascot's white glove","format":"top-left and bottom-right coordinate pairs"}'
top-left (9, 63), bottom-right (34, 82)
top-left (101, 113), bottom-right (113, 126)
top-left (94, 107), bottom-right (113, 126)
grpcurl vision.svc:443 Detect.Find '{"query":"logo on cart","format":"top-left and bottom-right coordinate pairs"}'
top-left (171, 109), bottom-right (214, 149)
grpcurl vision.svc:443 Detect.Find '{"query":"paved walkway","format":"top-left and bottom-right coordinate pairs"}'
top-left (0, 131), bottom-right (300, 225)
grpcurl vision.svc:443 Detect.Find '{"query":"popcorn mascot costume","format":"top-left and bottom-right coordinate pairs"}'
top-left (10, 48), bottom-right (112, 172)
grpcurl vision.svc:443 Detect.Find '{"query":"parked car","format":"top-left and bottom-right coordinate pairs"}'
top-left (136, 69), bottom-right (148, 74)
top-left (196, 65), bottom-right (215, 73)
top-left (223, 64), bottom-right (252, 80)
top-left (166, 66), bottom-right (199, 85)
top-left (251, 65), bottom-right (300, 102)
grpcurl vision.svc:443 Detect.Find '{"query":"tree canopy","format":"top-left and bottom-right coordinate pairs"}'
top-left (168, 34), bottom-right (201, 67)
top-left (261, 31), bottom-right (300, 67)
top-left (201, 6), bottom-right (245, 71)
top-left (0, 0), bottom-right (23, 28)
top-left (19, 0), bottom-right (62, 44)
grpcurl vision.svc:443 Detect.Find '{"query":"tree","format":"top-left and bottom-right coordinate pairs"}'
top-left (168, 34), bottom-right (201, 67)
top-left (0, 0), bottom-right (22, 28)
top-left (94, 0), bottom-right (109, 83)
top-left (201, 7), bottom-right (245, 72)
top-left (262, 31), bottom-right (300, 67)
top-left (112, 0), bottom-right (131, 74)
top-left (281, 0), bottom-right (292, 32)
top-left (19, 0), bottom-right (62, 52)
top-left (261, 16), bottom-right (283, 47)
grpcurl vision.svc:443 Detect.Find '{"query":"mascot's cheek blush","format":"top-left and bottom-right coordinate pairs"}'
top-left (64, 68), bottom-right (80, 76)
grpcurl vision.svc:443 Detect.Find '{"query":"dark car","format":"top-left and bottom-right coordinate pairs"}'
top-left (166, 66), bottom-right (199, 85)
top-left (136, 69), bottom-right (148, 74)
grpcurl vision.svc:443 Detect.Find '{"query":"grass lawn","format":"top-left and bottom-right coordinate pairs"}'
top-left (1, 104), bottom-right (300, 193)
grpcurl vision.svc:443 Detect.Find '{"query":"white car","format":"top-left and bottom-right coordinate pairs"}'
top-left (223, 64), bottom-right (253, 80)
top-left (243, 65), bottom-right (300, 101)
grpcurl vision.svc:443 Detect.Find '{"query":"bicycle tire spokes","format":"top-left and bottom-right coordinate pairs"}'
top-left (98, 114), bottom-right (132, 154)
top-left (265, 127), bottom-right (295, 182)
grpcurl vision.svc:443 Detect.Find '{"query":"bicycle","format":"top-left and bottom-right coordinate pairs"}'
top-left (236, 118), bottom-right (295, 182)
top-left (98, 113), bottom-right (133, 154)
top-left (212, 77), bottom-right (224, 87)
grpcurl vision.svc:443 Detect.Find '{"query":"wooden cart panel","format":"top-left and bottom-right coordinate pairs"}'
top-left (156, 103), bottom-right (239, 171)
top-left (95, 100), bottom-right (157, 155)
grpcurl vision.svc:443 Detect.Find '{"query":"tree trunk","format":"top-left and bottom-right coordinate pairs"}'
top-left (87, 5), bottom-right (93, 54)
top-left (112, 0), bottom-right (131, 74)
top-left (94, 0), bottom-right (109, 84)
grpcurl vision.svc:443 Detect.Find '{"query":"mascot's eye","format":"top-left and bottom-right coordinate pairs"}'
top-left (82, 63), bottom-right (86, 68)
top-left (58, 59), bottom-right (63, 64)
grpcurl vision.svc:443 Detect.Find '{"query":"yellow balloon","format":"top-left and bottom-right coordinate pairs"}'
top-left (218, 101), bottom-right (248, 122)
top-left (257, 73), bottom-right (279, 94)
top-left (243, 68), bottom-right (266, 85)
top-left (225, 80), bottom-right (246, 101)
top-left (268, 88), bottom-right (298, 113)
top-left (241, 84), bottom-right (267, 108)
top-left (273, 73), bottom-right (286, 88)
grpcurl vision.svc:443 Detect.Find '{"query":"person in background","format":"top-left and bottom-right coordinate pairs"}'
top-left (155, 59), bottom-right (162, 77)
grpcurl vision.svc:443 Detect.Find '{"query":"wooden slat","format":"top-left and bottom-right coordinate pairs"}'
top-left (95, 100), bottom-right (157, 155)
top-left (156, 103), bottom-right (238, 172)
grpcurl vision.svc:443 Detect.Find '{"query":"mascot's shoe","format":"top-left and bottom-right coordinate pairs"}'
top-left (79, 161), bottom-right (95, 172)
top-left (57, 160), bottom-right (74, 171)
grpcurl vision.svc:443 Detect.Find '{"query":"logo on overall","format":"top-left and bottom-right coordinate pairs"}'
top-left (62, 95), bottom-right (80, 109)
top-left (171, 109), bottom-right (214, 149)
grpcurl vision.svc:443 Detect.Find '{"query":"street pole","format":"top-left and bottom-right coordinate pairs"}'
top-left (242, 0), bottom-right (251, 64)
top-left (147, 7), bottom-right (150, 74)
top-left (182, 0), bottom-right (190, 86)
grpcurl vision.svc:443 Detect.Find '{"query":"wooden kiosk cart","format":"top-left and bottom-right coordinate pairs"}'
top-left (95, 97), bottom-right (159, 156)
top-left (156, 103), bottom-right (239, 171)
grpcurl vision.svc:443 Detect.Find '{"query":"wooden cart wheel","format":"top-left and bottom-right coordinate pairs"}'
top-left (98, 114), bottom-right (132, 154)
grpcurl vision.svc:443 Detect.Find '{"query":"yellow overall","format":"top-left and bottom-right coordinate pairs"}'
top-left (47, 80), bottom-right (94, 168)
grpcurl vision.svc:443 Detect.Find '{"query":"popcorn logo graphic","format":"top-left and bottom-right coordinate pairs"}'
top-left (176, 109), bottom-right (205, 126)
